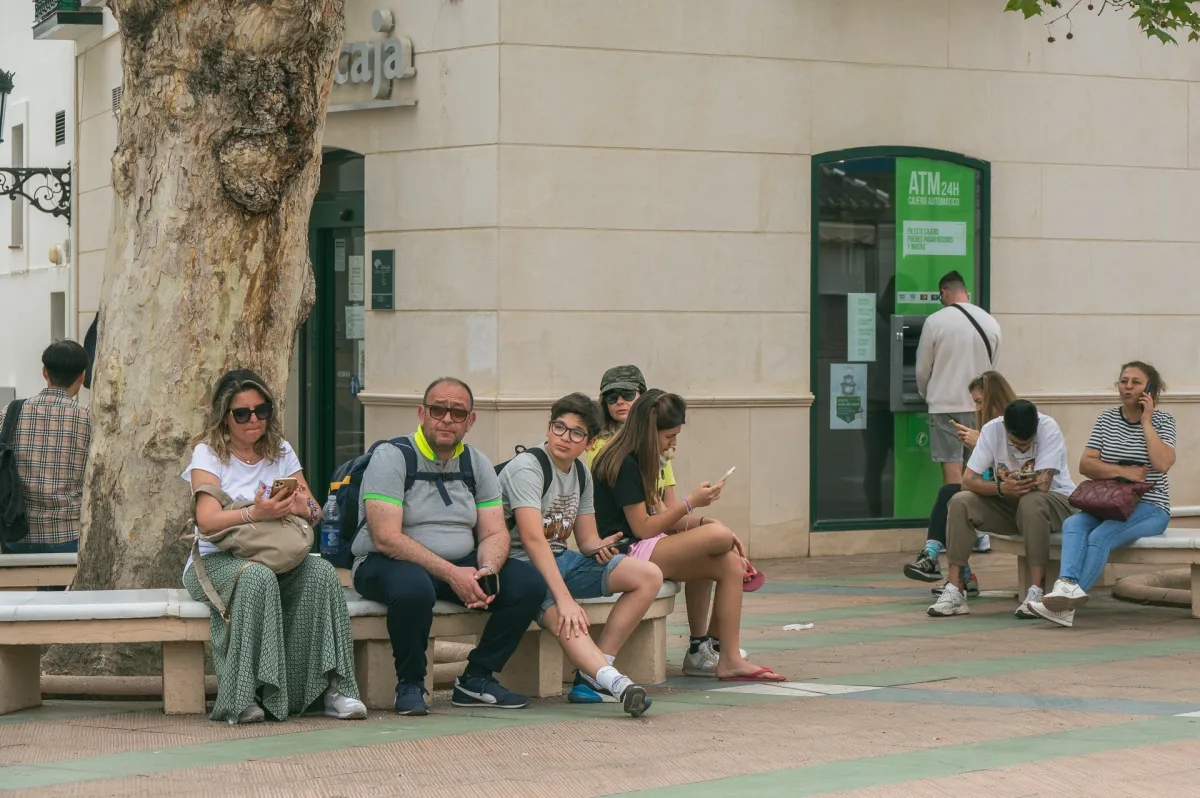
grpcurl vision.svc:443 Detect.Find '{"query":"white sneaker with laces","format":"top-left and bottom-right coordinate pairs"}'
top-left (1042, 579), bottom-right (1089, 612)
top-left (324, 689), bottom-right (368, 720)
top-left (681, 638), bottom-right (748, 676)
top-left (973, 534), bottom-right (992, 553)
top-left (927, 582), bottom-right (970, 617)
top-left (1029, 601), bottom-right (1075, 628)
top-left (1015, 585), bottom-right (1044, 619)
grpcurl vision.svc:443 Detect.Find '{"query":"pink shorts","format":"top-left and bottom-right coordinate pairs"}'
top-left (627, 533), bottom-right (666, 561)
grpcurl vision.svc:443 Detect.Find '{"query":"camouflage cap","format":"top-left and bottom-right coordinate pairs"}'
top-left (600, 365), bottom-right (646, 395)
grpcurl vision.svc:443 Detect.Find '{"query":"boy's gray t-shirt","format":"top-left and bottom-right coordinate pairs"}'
top-left (352, 438), bottom-right (502, 563)
top-left (498, 446), bottom-right (594, 560)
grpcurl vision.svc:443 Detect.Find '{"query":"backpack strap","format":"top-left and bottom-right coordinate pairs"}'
top-left (1, 400), bottom-right (25, 447)
top-left (459, 444), bottom-right (477, 498)
top-left (525, 447), bottom-right (554, 497)
top-left (573, 458), bottom-right (588, 495)
top-left (395, 436), bottom-right (479, 507)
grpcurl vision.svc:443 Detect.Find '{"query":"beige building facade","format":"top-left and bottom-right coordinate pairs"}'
top-left (49, 0), bottom-right (1200, 558)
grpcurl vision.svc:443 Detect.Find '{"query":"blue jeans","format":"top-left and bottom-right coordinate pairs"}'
top-left (1059, 502), bottom-right (1169, 590)
top-left (539, 549), bottom-right (626, 612)
top-left (2, 538), bottom-right (78, 591)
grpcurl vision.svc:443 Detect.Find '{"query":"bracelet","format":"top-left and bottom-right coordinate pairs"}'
top-left (478, 564), bottom-right (496, 576)
top-left (684, 498), bottom-right (694, 514)
top-left (996, 483), bottom-right (1004, 498)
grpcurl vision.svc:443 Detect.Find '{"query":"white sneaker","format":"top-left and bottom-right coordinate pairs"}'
top-left (323, 689), bottom-right (368, 720)
top-left (234, 704), bottom-right (265, 724)
top-left (973, 534), bottom-right (992, 553)
top-left (681, 641), bottom-right (717, 676)
top-left (927, 583), bottom-right (969, 617)
top-left (1029, 601), bottom-right (1074, 628)
top-left (1042, 579), bottom-right (1089, 612)
top-left (1015, 585), bottom-right (1044, 619)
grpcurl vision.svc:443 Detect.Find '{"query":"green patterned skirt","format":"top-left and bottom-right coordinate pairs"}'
top-left (183, 552), bottom-right (360, 722)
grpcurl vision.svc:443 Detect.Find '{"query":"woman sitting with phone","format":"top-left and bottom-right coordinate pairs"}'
top-left (591, 390), bottom-right (785, 682)
top-left (1027, 362), bottom-right (1177, 628)
top-left (904, 372), bottom-right (1016, 593)
top-left (183, 369), bottom-right (365, 724)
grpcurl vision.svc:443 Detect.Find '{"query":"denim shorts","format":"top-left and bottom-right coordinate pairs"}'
top-left (540, 548), bottom-right (626, 611)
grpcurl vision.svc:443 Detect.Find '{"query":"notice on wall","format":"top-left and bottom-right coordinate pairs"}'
top-left (334, 239), bottom-right (347, 273)
top-left (829, 363), bottom-right (867, 431)
top-left (847, 293), bottom-right (876, 362)
top-left (345, 305), bottom-right (364, 340)
top-left (356, 340), bottom-right (366, 390)
top-left (371, 250), bottom-right (395, 310)
top-left (348, 255), bottom-right (365, 302)
top-left (894, 158), bottom-right (975, 316)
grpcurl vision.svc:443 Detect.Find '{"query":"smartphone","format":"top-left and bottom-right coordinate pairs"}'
top-left (478, 572), bottom-right (500, 597)
top-left (714, 466), bottom-right (737, 485)
top-left (583, 537), bottom-right (632, 556)
top-left (271, 478), bottom-right (298, 494)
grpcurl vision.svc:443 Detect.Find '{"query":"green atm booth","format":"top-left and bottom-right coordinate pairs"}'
top-left (810, 148), bottom-right (989, 533)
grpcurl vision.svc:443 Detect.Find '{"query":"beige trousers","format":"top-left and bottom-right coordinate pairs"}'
top-left (946, 490), bottom-right (1075, 568)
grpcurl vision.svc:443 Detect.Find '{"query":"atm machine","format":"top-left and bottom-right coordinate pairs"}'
top-left (889, 314), bottom-right (943, 519)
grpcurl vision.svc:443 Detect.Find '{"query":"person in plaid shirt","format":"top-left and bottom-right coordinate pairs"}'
top-left (0, 341), bottom-right (92, 554)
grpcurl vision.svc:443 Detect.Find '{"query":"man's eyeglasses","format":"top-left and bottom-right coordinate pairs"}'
top-left (603, 389), bottom-right (638, 405)
top-left (230, 404), bottom-right (272, 424)
top-left (426, 404), bottom-right (470, 423)
top-left (550, 419), bottom-right (588, 444)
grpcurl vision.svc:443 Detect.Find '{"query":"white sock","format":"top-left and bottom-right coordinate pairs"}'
top-left (594, 665), bottom-right (627, 695)
top-left (604, 654), bottom-right (616, 666)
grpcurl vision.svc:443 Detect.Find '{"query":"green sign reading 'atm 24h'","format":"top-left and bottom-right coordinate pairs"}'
top-left (893, 158), bottom-right (977, 518)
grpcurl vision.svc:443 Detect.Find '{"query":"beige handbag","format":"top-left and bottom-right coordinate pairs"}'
top-left (188, 484), bottom-right (314, 649)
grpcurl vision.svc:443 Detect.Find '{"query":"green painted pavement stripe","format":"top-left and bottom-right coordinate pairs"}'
top-left (0, 684), bottom-right (799, 791)
top-left (814, 634), bottom-right (1200, 687)
top-left (610, 715), bottom-right (1200, 797)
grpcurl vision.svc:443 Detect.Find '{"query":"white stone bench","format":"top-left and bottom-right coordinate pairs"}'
top-left (0, 582), bottom-right (679, 716)
top-left (0, 553), bottom-right (79, 590)
top-left (989, 529), bottom-right (1200, 617)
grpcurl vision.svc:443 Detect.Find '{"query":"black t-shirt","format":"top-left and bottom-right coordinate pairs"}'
top-left (592, 454), bottom-right (648, 552)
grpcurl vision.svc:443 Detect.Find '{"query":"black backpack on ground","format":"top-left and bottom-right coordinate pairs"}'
top-left (0, 400), bottom-right (29, 549)
top-left (322, 435), bottom-right (479, 568)
top-left (494, 445), bottom-right (589, 529)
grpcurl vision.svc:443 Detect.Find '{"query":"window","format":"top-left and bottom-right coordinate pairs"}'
top-left (54, 110), bottom-right (66, 147)
top-left (50, 292), bottom-right (66, 341)
top-left (809, 148), bottom-right (990, 530)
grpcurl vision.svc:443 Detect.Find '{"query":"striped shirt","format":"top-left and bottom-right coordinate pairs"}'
top-left (1084, 407), bottom-right (1176, 512)
top-left (0, 389), bottom-right (92, 545)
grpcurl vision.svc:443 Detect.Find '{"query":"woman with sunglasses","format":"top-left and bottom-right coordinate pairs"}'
top-left (183, 369), bottom-right (365, 724)
top-left (592, 390), bottom-right (786, 682)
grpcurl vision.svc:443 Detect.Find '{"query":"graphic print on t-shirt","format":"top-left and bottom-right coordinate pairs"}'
top-left (543, 491), bottom-right (581, 554)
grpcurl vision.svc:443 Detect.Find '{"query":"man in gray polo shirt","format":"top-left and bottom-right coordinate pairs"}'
top-left (352, 377), bottom-right (546, 716)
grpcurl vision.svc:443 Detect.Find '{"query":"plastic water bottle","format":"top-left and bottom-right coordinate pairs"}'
top-left (320, 494), bottom-right (341, 560)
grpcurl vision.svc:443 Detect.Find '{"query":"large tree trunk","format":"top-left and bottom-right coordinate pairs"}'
top-left (47, 0), bottom-right (345, 675)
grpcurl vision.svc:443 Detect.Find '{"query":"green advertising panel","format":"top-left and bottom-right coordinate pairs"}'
top-left (893, 158), bottom-right (977, 518)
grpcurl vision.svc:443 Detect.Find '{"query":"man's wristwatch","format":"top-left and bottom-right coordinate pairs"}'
top-left (478, 564), bottom-right (497, 576)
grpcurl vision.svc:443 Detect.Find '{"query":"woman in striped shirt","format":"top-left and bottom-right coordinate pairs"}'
top-left (1030, 362), bottom-right (1177, 627)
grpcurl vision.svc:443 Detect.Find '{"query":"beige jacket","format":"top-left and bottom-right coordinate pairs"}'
top-left (915, 303), bottom-right (1001, 414)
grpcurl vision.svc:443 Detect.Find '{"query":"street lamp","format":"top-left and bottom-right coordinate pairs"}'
top-left (0, 70), bottom-right (72, 222)
top-left (0, 69), bottom-right (12, 144)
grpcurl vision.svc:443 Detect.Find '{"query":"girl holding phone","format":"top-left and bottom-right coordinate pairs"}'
top-left (591, 390), bottom-right (785, 682)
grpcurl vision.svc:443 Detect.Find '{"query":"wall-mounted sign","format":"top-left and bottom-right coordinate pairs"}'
top-left (333, 9), bottom-right (416, 102)
top-left (371, 249), bottom-right (395, 310)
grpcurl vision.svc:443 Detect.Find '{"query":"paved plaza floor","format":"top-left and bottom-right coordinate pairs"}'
top-left (4, 552), bottom-right (1200, 796)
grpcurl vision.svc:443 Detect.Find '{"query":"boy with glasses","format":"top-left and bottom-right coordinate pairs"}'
top-left (498, 393), bottom-right (664, 717)
top-left (352, 377), bottom-right (547, 715)
top-left (928, 399), bottom-right (1076, 619)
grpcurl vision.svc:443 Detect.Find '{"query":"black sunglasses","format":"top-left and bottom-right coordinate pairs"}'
top-left (426, 404), bottom-right (470, 423)
top-left (230, 403), bottom-right (272, 424)
top-left (603, 389), bottom-right (638, 405)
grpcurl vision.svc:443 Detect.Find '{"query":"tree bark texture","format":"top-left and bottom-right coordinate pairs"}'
top-left (50, 0), bottom-right (345, 675)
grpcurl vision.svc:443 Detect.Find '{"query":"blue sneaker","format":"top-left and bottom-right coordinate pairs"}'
top-left (451, 675), bottom-right (529, 709)
top-left (394, 682), bottom-right (429, 716)
top-left (568, 670), bottom-right (618, 704)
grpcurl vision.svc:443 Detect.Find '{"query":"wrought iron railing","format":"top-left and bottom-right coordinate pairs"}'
top-left (34, 0), bottom-right (81, 25)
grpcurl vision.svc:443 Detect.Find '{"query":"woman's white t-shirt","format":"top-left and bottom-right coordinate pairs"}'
top-left (181, 442), bottom-right (303, 573)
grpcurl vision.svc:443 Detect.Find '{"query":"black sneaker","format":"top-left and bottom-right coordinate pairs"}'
top-left (618, 682), bottom-right (651, 718)
top-left (451, 675), bottom-right (530, 709)
top-left (903, 551), bottom-right (942, 583)
top-left (394, 682), bottom-right (429, 716)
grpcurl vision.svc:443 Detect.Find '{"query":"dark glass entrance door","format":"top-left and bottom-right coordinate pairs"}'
top-left (300, 150), bottom-right (366, 499)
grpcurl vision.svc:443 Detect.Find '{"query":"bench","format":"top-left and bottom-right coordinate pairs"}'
top-left (0, 554), bottom-right (79, 590)
top-left (990, 529), bottom-right (1200, 618)
top-left (0, 582), bottom-right (679, 716)
top-left (0, 553), bottom-right (354, 590)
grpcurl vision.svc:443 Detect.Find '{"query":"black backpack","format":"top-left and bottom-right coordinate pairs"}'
top-left (0, 400), bottom-right (29, 548)
top-left (494, 445), bottom-right (588, 528)
top-left (322, 435), bottom-right (478, 568)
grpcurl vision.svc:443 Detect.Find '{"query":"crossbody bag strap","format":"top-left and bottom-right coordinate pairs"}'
top-left (951, 303), bottom-right (994, 364)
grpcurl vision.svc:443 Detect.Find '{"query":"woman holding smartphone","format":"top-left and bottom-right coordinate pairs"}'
top-left (1029, 362), bottom-right (1176, 628)
top-left (183, 369), bottom-right (365, 724)
top-left (591, 390), bottom-right (785, 682)
top-left (904, 372), bottom-right (1017, 594)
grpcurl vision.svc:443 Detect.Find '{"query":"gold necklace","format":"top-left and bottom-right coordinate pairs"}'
top-left (230, 445), bottom-right (262, 464)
